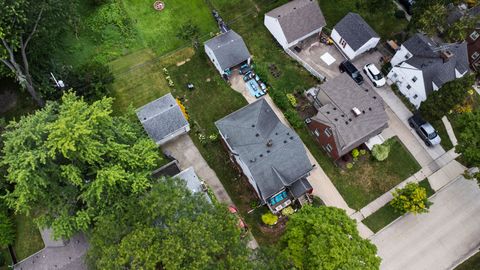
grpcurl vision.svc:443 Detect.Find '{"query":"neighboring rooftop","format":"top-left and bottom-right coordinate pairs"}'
top-left (136, 93), bottom-right (189, 145)
top-left (333, 12), bottom-right (379, 51)
top-left (265, 0), bottom-right (326, 44)
top-left (215, 99), bottom-right (312, 202)
top-left (204, 30), bottom-right (251, 71)
top-left (312, 74), bottom-right (388, 156)
top-left (401, 34), bottom-right (469, 94)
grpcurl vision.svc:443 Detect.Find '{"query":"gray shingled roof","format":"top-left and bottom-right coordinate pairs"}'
top-left (204, 30), bottom-right (251, 71)
top-left (265, 0), bottom-right (326, 44)
top-left (215, 99), bottom-right (312, 202)
top-left (402, 34), bottom-right (469, 94)
top-left (333, 12), bottom-right (379, 51)
top-left (136, 93), bottom-right (189, 145)
top-left (312, 74), bottom-right (388, 157)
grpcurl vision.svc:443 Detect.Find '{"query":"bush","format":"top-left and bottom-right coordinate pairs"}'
top-left (270, 90), bottom-right (290, 111)
top-left (0, 212), bottom-right (15, 248)
top-left (351, 149), bottom-right (359, 158)
top-left (286, 93), bottom-right (297, 107)
top-left (284, 109), bottom-right (304, 129)
top-left (311, 196), bottom-right (324, 207)
top-left (372, 142), bottom-right (391, 161)
top-left (390, 182), bottom-right (432, 214)
top-left (346, 163), bottom-right (353, 169)
top-left (281, 206), bottom-right (294, 216)
top-left (359, 149), bottom-right (367, 156)
top-left (394, 10), bottom-right (406, 19)
top-left (262, 212), bottom-right (279, 226)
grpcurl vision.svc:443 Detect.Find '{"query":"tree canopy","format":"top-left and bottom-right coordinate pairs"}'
top-left (390, 182), bottom-right (431, 214)
top-left (87, 177), bottom-right (254, 270)
top-left (455, 110), bottom-right (480, 168)
top-left (280, 206), bottom-right (381, 270)
top-left (1, 92), bottom-right (161, 239)
top-left (420, 75), bottom-right (475, 121)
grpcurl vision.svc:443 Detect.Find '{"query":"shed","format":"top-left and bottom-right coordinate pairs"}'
top-left (204, 30), bottom-right (251, 75)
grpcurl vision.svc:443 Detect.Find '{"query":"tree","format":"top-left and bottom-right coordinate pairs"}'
top-left (444, 17), bottom-right (478, 42)
top-left (0, 0), bottom-right (78, 106)
top-left (1, 92), bottom-right (161, 239)
top-left (66, 61), bottom-right (114, 102)
top-left (372, 141), bottom-right (390, 161)
top-left (280, 206), bottom-right (381, 270)
top-left (0, 211), bottom-right (15, 248)
top-left (420, 75), bottom-right (475, 121)
top-left (390, 182), bottom-right (431, 214)
top-left (87, 178), bottom-right (254, 270)
top-left (415, 3), bottom-right (447, 35)
top-left (455, 111), bottom-right (480, 168)
top-left (176, 20), bottom-right (200, 49)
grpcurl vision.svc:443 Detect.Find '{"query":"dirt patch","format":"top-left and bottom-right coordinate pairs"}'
top-left (295, 93), bottom-right (317, 119)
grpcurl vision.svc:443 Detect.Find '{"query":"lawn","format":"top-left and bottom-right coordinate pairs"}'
top-left (431, 119), bottom-right (454, 151)
top-left (13, 214), bottom-right (44, 261)
top-left (455, 251), bottom-right (480, 270)
top-left (363, 179), bottom-right (435, 233)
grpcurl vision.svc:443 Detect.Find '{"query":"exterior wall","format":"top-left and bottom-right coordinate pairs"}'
top-left (390, 45), bottom-right (412, 66)
top-left (286, 28), bottom-right (323, 48)
top-left (158, 125), bottom-right (190, 146)
top-left (308, 120), bottom-right (340, 160)
top-left (204, 44), bottom-right (224, 75)
top-left (387, 63), bottom-right (426, 108)
top-left (264, 15), bottom-right (288, 48)
top-left (331, 29), bottom-right (379, 60)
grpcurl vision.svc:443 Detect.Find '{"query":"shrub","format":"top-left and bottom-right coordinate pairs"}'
top-left (351, 149), bottom-right (359, 158)
top-left (346, 163), bottom-right (353, 169)
top-left (262, 212), bottom-right (279, 226)
top-left (281, 206), bottom-right (294, 216)
top-left (286, 93), bottom-right (298, 107)
top-left (284, 109), bottom-right (303, 129)
top-left (0, 212), bottom-right (15, 248)
top-left (390, 182), bottom-right (432, 214)
top-left (311, 196), bottom-right (324, 207)
top-left (270, 90), bottom-right (290, 111)
top-left (372, 142), bottom-right (391, 161)
top-left (208, 133), bottom-right (218, 142)
top-left (394, 10), bottom-right (406, 19)
top-left (359, 149), bottom-right (367, 156)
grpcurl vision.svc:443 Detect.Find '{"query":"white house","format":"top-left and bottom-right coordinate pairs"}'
top-left (136, 93), bottom-right (190, 145)
top-left (264, 0), bottom-right (326, 49)
top-left (387, 34), bottom-right (469, 108)
top-left (331, 13), bottom-right (380, 60)
top-left (204, 30), bottom-right (251, 76)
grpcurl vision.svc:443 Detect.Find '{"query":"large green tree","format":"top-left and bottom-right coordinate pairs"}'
top-left (0, 0), bottom-right (78, 106)
top-left (414, 3), bottom-right (447, 35)
top-left (1, 92), bottom-right (160, 239)
top-left (420, 75), bottom-right (475, 121)
top-left (390, 182), bottom-right (431, 214)
top-left (87, 177), bottom-right (253, 270)
top-left (455, 111), bottom-right (480, 168)
top-left (280, 206), bottom-right (380, 270)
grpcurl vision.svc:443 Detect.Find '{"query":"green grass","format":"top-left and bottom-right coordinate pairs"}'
top-left (431, 119), bottom-right (454, 150)
top-left (0, 248), bottom-right (13, 270)
top-left (455, 251), bottom-right (480, 270)
top-left (363, 179), bottom-right (434, 233)
top-left (13, 214), bottom-right (44, 261)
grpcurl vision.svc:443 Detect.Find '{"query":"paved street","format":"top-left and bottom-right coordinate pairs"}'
top-left (371, 176), bottom-right (480, 270)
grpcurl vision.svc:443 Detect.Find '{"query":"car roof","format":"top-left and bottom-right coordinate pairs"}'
top-left (343, 61), bottom-right (358, 71)
top-left (422, 123), bottom-right (435, 134)
top-left (367, 64), bottom-right (380, 74)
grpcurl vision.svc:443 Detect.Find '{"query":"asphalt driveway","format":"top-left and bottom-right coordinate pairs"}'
top-left (371, 176), bottom-right (480, 270)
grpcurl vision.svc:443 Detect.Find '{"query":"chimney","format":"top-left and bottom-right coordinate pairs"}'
top-left (352, 107), bottom-right (362, 117)
top-left (266, 139), bottom-right (273, 147)
top-left (440, 50), bottom-right (454, 62)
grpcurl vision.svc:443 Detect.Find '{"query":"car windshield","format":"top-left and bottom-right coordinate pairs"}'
top-left (428, 131), bottom-right (438, 140)
top-left (352, 71), bottom-right (360, 78)
top-left (373, 73), bottom-right (383, 80)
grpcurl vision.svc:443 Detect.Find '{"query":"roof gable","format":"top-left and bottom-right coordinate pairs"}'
top-left (204, 30), bottom-right (251, 71)
top-left (265, 0), bottom-right (326, 44)
top-left (333, 12), bottom-right (379, 51)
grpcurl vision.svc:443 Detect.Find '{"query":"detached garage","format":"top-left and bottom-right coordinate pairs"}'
top-left (331, 13), bottom-right (380, 60)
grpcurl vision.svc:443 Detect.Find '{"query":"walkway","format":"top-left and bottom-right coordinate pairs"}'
top-left (371, 175), bottom-right (480, 270)
top-left (351, 149), bottom-right (465, 227)
top-left (441, 116), bottom-right (458, 146)
top-left (161, 134), bottom-right (259, 249)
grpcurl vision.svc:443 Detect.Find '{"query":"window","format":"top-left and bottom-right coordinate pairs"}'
top-left (470, 31), bottom-right (480, 41)
top-left (340, 38), bottom-right (347, 48)
top-left (325, 144), bottom-right (333, 152)
top-left (472, 52), bottom-right (480, 60)
top-left (413, 94), bottom-right (418, 99)
top-left (405, 53), bottom-right (412, 59)
top-left (314, 129), bottom-right (320, 137)
top-left (406, 84), bottom-right (412, 90)
top-left (324, 128), bottom-right (332, 137)
top-left (412, 76), bottom-right (417, 82)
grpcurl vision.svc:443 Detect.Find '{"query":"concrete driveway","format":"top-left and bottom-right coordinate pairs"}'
top-left (371, 176), bottom-right (480, 270)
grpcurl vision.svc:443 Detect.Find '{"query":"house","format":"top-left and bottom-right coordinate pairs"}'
top-left (264, 0), bottom-right (326, 49)
top-left (307, 74), bottom-right (388, 160)
top-left (387, 34), bottom-right (469, 108)
top-left (331, 13), bottom-right (380, 60)
top-left (467, 27), bottom-right (480, 71)
top-left (215, 99), bottom-right (314, 213)
top-left (204, 30), bottom-right (251, 76)
top-left (136, 93), bottom-right (190, 146)
top-left (152, 161), bottom-right (211, 203)
top-left (14, 229), bottom-right (88, 270)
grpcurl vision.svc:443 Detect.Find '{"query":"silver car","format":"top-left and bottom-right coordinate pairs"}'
top-left (408, 115), bottom-right (441, 146)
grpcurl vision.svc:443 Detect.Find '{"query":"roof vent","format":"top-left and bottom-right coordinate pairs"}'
top-left (352, 107), bottom-right (362, 116)
top-left (260, 154), bottom-right (263, 158)
top-left (333, 107), bottom-right (337, 110)
top-left (334, 118), bottom-right (338, 121)
top-left (284, 140), bottom-right (287, 144)
top-left (326, 111), bottom-right (330, 114)
top-left (266, 140), bottom-right (273, 147)
top-left (290, 136), bottom-right (294, 140)
top-left (345, 121), bottom-right (349, 125)
top-left (369, 107), bottom-right (372, 111)
top-left (250, 158), bottom-right (256, 163)
top-left (373, 96), bottom-right (377, 99)
top-left (267, 150), bottom-right (271, 153)
top-left (256, 133), bottom-right (260, 137)
top-left (252, 124), bottom-right (255, 127)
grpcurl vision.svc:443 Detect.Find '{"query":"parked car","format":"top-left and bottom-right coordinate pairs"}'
top-left (363, 63), bottom-right (386, 87)
top-left (339, 60), bottom-right (364, 85)
top-left (398, 0), bottom-right (414, 15)
top-left (408, 114), bottom-right (441, 146)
